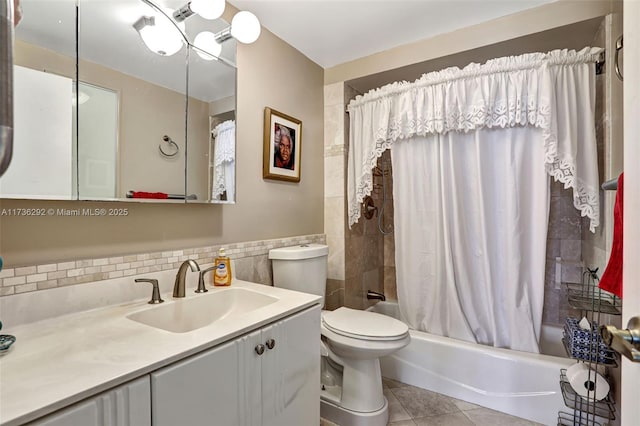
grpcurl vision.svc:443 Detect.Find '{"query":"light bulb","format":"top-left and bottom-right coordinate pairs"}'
top-left (230, 11), bottom-right (261, 44)
top-left (136, 14), bottom-right (185, 56)
top-left (190, 0), bottom-right (225, 20)
top-left (194, 31), bottom-right (222, 60)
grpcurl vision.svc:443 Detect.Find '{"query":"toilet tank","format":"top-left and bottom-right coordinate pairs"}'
top-left (269, 244), bottom-right (329, 305)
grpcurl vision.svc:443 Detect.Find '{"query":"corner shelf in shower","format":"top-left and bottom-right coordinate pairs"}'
top-left (559, 369), bottom-right (616, 421)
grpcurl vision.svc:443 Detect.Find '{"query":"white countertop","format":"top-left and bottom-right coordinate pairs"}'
top-left (0, 280), bottom-right (321, 426)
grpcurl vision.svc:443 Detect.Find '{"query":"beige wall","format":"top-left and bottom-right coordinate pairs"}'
top-left (325, 0), bottom-right (617, 85)
top-left (1, 24), bottom-right (324, 267)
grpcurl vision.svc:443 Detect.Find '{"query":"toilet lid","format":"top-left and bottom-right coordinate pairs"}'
top-left (322, 307), bottom-right (408, 340)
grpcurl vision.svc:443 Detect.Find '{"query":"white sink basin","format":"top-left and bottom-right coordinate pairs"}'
top-left (127, 287), bottom-right (279, 333)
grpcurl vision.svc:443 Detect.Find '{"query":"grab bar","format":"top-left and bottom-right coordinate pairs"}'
top-left (0, 0), bottom-right (14, 177)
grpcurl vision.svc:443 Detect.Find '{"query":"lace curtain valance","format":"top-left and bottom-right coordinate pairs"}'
top-left (347, 47), bottom-right (603, 231)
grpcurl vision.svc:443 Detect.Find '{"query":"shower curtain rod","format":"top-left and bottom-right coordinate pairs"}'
top-left (345, 49), bottom-right (607, 114)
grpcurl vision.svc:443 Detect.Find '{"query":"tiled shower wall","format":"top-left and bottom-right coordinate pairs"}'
top-left (342, 85), bottom-right (388, 310)
top-left (323, 82), bottom-right (347, 311)
top-left (323, 82), bottom-right (395, 311)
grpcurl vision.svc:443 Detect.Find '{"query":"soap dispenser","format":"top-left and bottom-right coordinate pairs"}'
top-left (213, 248), bottom-right (232, 286)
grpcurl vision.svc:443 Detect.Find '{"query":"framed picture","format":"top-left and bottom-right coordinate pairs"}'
top-left (263, 107), bottom-right (302, 182)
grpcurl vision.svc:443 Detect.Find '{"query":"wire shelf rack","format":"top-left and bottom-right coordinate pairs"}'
top-left (557, 267), bottom-right (618, 425)
top-left (562, 337), bottom-right (617, 367)
top-left (557, 411), bottom-right (604, 426)
top-left (559, 368), bottom-right (616, 420)
top-left (564, 282), bottom-right (622, 315)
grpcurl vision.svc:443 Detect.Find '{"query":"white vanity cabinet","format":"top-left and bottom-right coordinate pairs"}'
top-left (150, 305), bottom-right (320, 426)
top-left (29, 376), bottom-right (151, 426)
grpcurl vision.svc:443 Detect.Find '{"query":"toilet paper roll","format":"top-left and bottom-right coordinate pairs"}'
top-left (566, 363), bottom-right (610, 401)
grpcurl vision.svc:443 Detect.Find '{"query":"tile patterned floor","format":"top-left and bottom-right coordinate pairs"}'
top-left (320, 377), bottom-right (544, 426)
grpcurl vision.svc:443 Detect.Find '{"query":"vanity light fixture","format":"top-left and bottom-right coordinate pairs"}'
top-left (173, 0), bottom-right (226, 22)
top-left (135, 0), bottom-right (261, 59)
top-left (227, 10), bottom-right (261, 44)
top-left (193, 31), bottom-right (222, 61)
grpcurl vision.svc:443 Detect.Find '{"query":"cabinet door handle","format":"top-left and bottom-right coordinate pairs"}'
top-left (255, 344), bottom-right (265, 355)
top-left (266, 338), bottom-right (275, 350)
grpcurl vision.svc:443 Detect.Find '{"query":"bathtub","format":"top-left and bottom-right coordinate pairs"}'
top-left (367, 301), bottom-right (574, 426)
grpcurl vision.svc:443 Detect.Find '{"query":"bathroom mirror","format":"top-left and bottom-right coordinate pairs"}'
top-left (2, 0), bottom-right (237, 203)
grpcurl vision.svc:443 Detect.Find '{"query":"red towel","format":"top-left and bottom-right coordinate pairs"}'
top-left (132, 191), bottom-right (168, 199)
top-left (599, 172), bottom-right (623, 298)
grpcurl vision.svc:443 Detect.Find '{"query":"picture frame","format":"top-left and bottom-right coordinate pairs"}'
top-left (263, 107), bottom-right (302, 182)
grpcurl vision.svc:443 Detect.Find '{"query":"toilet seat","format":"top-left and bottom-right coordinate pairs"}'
top-left (322, 307), bottom-right (409, 341)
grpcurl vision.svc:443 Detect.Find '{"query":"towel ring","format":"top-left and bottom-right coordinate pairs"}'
top-left (159, 135), bottom-right (179, 158)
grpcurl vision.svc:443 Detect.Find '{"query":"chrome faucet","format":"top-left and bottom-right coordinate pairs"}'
top-left (173, 259), bottom-right (200, 298)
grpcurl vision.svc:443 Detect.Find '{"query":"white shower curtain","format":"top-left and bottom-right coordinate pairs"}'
top-left (392, 127), bottom-right (549, 352)
top-left (347, 48), bottom-right (601, 352)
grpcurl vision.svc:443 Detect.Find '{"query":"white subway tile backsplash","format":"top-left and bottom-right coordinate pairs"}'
top-left (0, 234), bottom-right (325, 296)
top-left (37, 280), bottom-right (58, 290)
top-left (57, 262), bottom-right (76, 271)
top-left (4, 276), bottom-right (26, 286)
top-left (0, 286), bottom-right (15, 296)
top-left (0, 268), bottom-right (15, 279)
top-left (108, 271), bottom-right (124, 279)
top-left (116, 263), bottom-right (131, 271)
top-left (36, 264), bottom-right (57, 273)
top-left (15, 266), bottom-right (37, 276)
top-left (15, 283), bottom-right (37, 294)
top-left (67, 268), bottom-right (85, 278)
top-left (27, 273), bottom-right (48, 283)
top-left (47, 271), bottom-right (67, 280)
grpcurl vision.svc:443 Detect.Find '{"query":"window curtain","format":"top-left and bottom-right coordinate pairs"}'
top-left (347, 48), bottom-right (601, 352)
top-left (211, 120), bottom-right (235, 200)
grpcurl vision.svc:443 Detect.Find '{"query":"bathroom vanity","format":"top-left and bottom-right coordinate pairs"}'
top-left (0, 280), bottom-right (321, 426)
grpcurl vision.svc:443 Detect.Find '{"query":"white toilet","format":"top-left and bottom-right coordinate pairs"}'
top-left (269, 244), bottom-right (410, 426)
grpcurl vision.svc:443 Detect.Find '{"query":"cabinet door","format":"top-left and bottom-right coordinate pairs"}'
top-left (151, 331), bottom-right (262, 426)
top-left (31, 375), bottom-right (151, 426)
top-left (261, 305), bottom-right (320, 426)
